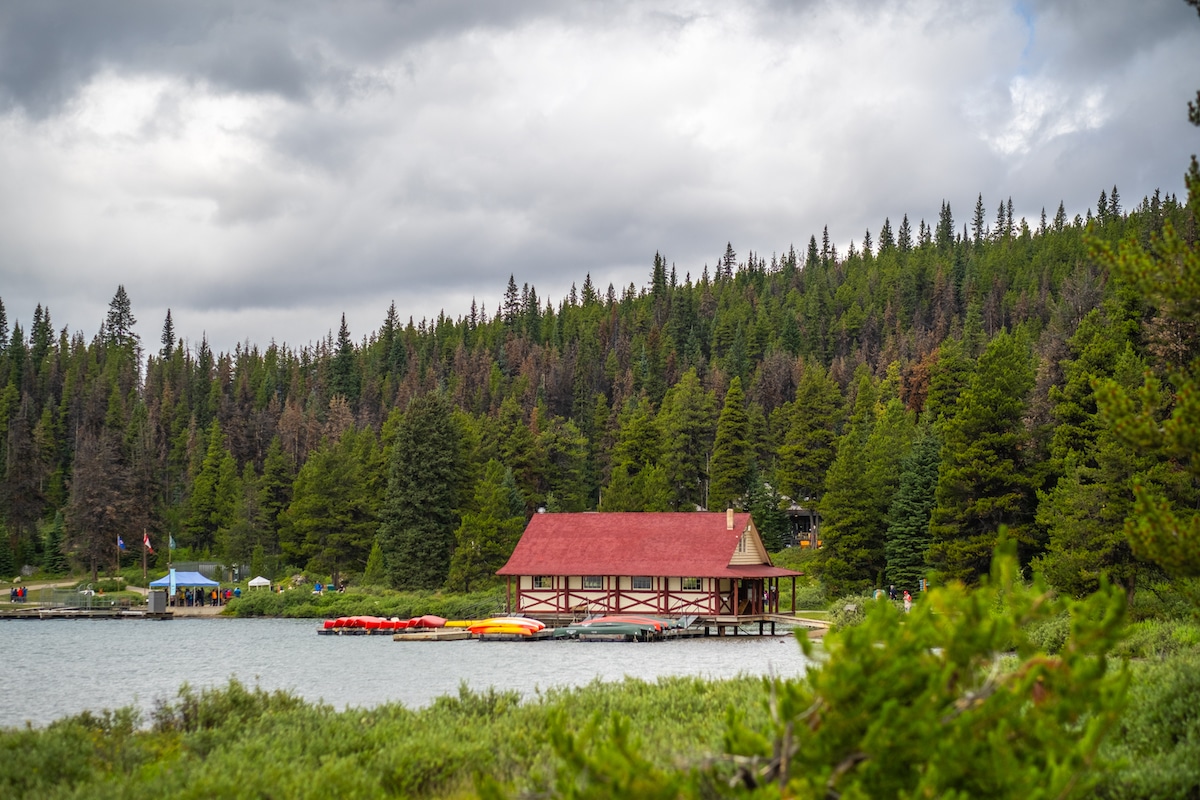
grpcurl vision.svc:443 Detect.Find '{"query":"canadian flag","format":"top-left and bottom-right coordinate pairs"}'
top-left (144, 533), bottom-right (154, 554)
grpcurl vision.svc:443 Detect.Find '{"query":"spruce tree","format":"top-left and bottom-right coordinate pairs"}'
top-left (42, 511), bottom-right (70, 575)
top-left (160, 309), bottom-right (175, 360)
top-left (818, 377), bottom-right (916, 590)
top-left (658, 367), bottom-right (716, 511)
top-left (776, 362), bottom-right (843, 505)
top-left (377, 393), bottom-right (463, 589)
top-left (1092, 153), bottom-right (1200, 578)
top-left (283, 430), bottom-right (376, 588)
top-left (885, 428), bottom-right (940, 592)
top-left (708, 377), bottom-right (752, 510)
top-left (448, 460), bottom-right (526, 592)
top-left (104, 285), bottom-right (139, 352)
top-left (928, 330), bottom-right (1037, 583)
top-left (329, 313), bottom-right (360, 404)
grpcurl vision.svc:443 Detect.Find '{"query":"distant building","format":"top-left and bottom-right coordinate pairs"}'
top-left (496, 510), bottom-right (801, 618)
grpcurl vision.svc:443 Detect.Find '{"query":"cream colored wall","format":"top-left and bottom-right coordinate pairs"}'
top-left (729, 522), bottom-right (770, 565)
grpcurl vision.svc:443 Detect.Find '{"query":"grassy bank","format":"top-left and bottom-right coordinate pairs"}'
top-left (222, 586), bottom-right (507, 620)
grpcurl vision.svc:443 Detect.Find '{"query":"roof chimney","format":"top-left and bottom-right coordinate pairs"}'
top-left (726, 508), bottom-right (734, 530)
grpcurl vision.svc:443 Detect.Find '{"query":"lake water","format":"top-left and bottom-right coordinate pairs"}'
top-left (0, 618), bottom-right (814, 728)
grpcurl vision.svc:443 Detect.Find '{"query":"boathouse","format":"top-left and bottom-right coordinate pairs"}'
top-left (496, 510), bottom-right (801, 620)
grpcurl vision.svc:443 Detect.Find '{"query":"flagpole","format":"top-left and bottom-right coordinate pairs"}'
top-left (142, 528), bottom-right (147, 581)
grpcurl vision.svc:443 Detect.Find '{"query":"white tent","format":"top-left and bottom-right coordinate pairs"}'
top-left (248, 576), bottom-right (271, 588)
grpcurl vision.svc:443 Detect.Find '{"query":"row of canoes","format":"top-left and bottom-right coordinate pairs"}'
top-left (320, 614), bottom-right (693, 638)
top-left (552, 614), bottom-right (689, 639)
top-left (321, 614), bottom-right (449, 631)
top-left (320, 615), bottom-right (547, 635)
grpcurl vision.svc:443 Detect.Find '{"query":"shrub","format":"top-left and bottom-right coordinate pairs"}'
top-left (1098, 650), bottom-right (1200, 798)
top-left (1114, 618), bottom-right (1200, 660)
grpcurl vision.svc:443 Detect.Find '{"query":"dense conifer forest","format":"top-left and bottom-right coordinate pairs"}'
top-left (1, 179), bottom-right (1196, 601)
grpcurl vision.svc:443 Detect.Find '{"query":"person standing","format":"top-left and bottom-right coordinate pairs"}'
top-left (903, 590), bottom-right (913, 613)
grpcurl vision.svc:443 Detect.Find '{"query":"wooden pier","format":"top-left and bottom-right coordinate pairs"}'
top-left (0, 606), bottom-right (173, 620)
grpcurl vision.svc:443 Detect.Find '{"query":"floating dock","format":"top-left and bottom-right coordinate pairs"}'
top-left (0, 607), bottom-right (173, 620)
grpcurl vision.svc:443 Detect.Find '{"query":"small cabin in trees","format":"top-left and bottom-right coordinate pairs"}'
top-left (496, 510), bottom-right (801, 618)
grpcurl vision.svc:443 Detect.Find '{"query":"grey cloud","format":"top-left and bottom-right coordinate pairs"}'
top-left (0, 1), bottom-right (572, 118)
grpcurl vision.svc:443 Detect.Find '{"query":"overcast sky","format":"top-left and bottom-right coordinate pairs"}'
top-left (1, 0), bottom-right (1197, 358)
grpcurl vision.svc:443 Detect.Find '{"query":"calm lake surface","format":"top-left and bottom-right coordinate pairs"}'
top-left (1, 618), bottom-right (813, 728)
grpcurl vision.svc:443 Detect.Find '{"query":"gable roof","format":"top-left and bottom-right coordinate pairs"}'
top-left (497, 512), bottom-right (800, 579)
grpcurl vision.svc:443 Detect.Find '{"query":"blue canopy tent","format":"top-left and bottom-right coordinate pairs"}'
top-left (150, 570), bottom-right (220, 607)
top-left (149, 571), bottom-right (219, 589)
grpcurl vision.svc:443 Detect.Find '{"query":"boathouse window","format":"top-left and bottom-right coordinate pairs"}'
top-left (533, 576), bottom-right (551, 589)
top-left (682, 577), bottom-right (702, 591)
top-left (632, 576), bottom-right (652, 590)
top-left (582, 575), bottom-right (603, 589)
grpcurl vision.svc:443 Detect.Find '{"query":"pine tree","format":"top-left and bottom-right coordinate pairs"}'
top-left (658, 368), bottom-right (717, 511)
top-left (329, 313), bottom-right (360, 403)
top-left (1092, 154), bottom-right (1200, 578)
top-left (377, 393), bottom-right (463, 589)
top-left (708, 377), bottom-right (752, 510)
top-left (361, 539), bottom-right (387, 586)
top-left (745, 474), bottom-right (788, 552)
top-left (184, 422), bottom-right (237, 553)
top-left (898, 214), bottom-right (912, 252)
top-left (972, 193), bottom-right (986, 246)
top-left (283, 429), bottom-right (377, 588)
top-left (928, 330), bottom-right (1037, 583)
top-left (818, 378), bottom-right (914, 589)
top-left (776, 363), bottom-right (844, 504)
top-left (160, 310), bottom-right (175, 360)
top-left (42, 511), bottom-right (70, 575)
top-left (885, 428), bottom-right (940, 592)
top-left (104, 285), bottom-right (139, 352)
top-left (448, 460), bottom-right (526, 592)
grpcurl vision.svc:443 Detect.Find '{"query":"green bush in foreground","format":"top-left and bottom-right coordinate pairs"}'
top-left (1097, 650), bottom-right (1200, 799)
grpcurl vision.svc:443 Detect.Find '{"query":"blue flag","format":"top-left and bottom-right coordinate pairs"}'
top-left (169, 535), bottom-right (177, 550)
top-left (118, 535), bottom-right (126, 550)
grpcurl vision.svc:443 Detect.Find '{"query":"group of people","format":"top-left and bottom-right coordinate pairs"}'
top-left (887, 585), bottom-right (914, 612)
top-left (8, 586), bottom-right (28, 602)
top-left (168, 586), bottom-right (242, 607)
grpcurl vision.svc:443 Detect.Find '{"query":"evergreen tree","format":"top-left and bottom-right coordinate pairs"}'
top-left (329, 313), bottom-right (360, 403)
top-left (708, 377), bottom-right (752, 510)
top-left (104, 285), bottom-right (140, 353)
top-left (160, 309), bottom-right (175, 360)
top-left (885, 427), bottom-right (940, 592)
top-left (928, 330), bottom-right (1037, 583)
top-left (537, 416), bottom-right (590, 512)
top-left (42, 511), bottom-right (70, 575)
top-left (1092, 154), bottom-right (1200, 578)
top-left (745, 474), bottom-right (788, 552)
top-left (283, 429), bottom-right (377, 587)
top-left (776, 363), bottom-right (843, 504)
top-left (377, 393), bottom-right (463, 589)
top-left (611, 396), bottom-right (661, 476)
top-left (818, 377), bottom-right (915, 589)
top-left (183, 422), bottom-right (239, 553)
top-left (658, 368), bottom-right (716, 511)
top-left (361, 539), bottom-right (387, 586)
top-left (448, 460), bottom-right (526, 592)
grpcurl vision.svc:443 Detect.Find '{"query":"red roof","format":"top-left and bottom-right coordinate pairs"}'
top-left (497, 512), bottom-right (800, 578)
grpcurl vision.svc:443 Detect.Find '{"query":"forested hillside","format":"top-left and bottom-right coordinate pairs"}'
top-left (1, 183), bottom-right (1195, 598)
